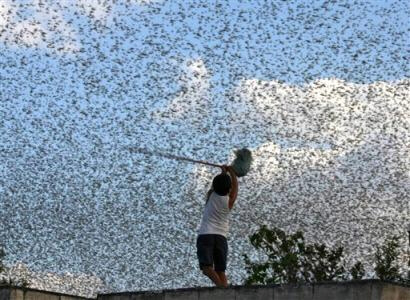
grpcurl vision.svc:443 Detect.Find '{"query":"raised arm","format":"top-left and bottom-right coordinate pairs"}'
top-left (227, 166), bottom-right (238, 210)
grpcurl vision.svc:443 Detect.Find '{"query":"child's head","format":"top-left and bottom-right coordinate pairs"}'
top-left (212, 173), bottom-right (231, 196)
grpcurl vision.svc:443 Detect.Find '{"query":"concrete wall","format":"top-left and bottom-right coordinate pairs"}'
top-left (2, 280), bottom-right (410, 300)
top-left (0, 286), bottom-right (91, 300)
top-left (98, 280), bottom-right (410, 300)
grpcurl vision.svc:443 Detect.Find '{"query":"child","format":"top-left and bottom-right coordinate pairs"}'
top-left (196, 165), bottom-right (238, 287)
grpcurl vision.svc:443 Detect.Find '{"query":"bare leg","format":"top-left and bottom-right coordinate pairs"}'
top-left (216, 271), bottom-right (228, 287)
top-left (202, 266), bottom-right (224, 287)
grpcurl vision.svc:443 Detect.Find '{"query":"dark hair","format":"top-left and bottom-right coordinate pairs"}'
top-left (212, 173), bottom-right (231, 196)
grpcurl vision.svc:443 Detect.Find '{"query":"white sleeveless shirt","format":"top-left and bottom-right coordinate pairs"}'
top-left (198, 192), bottom-right (230, 237)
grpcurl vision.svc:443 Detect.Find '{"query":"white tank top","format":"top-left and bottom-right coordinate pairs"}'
top-left (198, 192), bottom-right (230, 237)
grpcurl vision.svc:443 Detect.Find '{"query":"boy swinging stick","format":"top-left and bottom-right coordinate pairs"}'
top-left (129, 147), bottom-right (251, 286)
top-left (196, 165), bottom-right (238, 287)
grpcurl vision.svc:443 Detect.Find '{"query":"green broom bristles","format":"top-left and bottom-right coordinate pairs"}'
top-left (230, 148), bottom-right (252, 177)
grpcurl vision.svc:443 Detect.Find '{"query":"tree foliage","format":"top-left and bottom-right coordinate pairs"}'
top-left (374, 235), bottom-right (402, 281)
top-left (243, 226), bottom-right (346, 285)
top-left (0, 245), bottom-right (30, 288)
top-left (244, 226), bottom-right (408, 285)
top-left (350, 262), bottom-right (365, 280)
top-left (0, 247), bottom-right (5, 274)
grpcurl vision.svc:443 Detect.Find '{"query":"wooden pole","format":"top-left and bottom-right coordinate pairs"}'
top-left (128, 147), bottom-right (223, 168)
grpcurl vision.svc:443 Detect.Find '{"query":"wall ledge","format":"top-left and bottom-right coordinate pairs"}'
top-left (1, 280), bottom-right (409, 300)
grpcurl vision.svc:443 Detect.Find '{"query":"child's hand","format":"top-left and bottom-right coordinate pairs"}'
top-left (225, 166), bottom-right (237, 178)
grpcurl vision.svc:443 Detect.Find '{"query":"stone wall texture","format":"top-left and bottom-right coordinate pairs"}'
top-left (1, 280), bottom-right (410, 300)
top-left (98, 281), bottom-right (410, 300)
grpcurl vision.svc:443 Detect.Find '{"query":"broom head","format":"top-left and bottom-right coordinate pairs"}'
top-left (230, 148), bottom-right (252, 177)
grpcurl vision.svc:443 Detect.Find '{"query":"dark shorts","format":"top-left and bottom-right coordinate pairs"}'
top-left (196, 234), bottom-right (228, 272)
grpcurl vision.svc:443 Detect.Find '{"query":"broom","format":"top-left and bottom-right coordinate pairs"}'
top-left (129, 147), bottom-right (252, 177)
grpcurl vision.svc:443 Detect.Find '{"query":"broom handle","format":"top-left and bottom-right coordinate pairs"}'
top-left (129, 147), bottom-right (223, 168)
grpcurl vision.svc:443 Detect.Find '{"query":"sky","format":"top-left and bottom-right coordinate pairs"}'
top-left (0, 0), bottom-right (409, 297)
